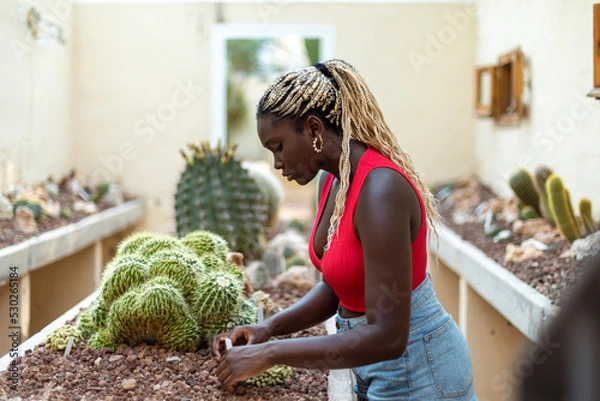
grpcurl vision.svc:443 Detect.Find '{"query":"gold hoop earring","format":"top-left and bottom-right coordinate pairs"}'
top-left (312, 135), bottom-right (324, 153)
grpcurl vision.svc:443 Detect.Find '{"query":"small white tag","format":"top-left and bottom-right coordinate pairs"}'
top-left (225, 338), bottom-right (233, 350)
top-left (63, 336), bottom-right (74, 357)
top-left (257, 305), bottom-right (264, 323)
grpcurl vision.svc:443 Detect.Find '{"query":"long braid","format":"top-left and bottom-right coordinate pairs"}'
top-left (258, 60), bottom-right (440, 248)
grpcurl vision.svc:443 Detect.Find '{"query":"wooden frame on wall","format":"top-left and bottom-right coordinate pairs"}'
top-left (475, 66), bottom-right (496, 117)
top-left (474, 47), bottom-right (525, 125)
top-left (588, 3), bottom-right (600, 99)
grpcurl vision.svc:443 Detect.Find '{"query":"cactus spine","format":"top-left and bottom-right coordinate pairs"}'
top-left (533, 165), bottom-right (555, 225)
top-left (175, 141), bottom-right (268, 261)
top-left (546, 174), bottom-right (581, 243)
top-left (579, 198), bottom-right (598, 236)
top-left (508, 167), bottom-right (542, 217)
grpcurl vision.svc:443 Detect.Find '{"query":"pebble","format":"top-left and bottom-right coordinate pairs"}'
top-left (121, 378), bottom-right (137, 390)
top-left (166, 356), bottom-right (181, 364)
top-left (109, 355), bottom-right (124, 362)
top-left (94, 357), bottom-right (102, 366)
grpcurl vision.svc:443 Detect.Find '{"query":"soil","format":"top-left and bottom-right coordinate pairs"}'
top-left (0, 194), bottom-right (135, 250)
top-left (434, 178), bottom-right (595, 307)
top-left (0, 286), bottom-right (329, 401)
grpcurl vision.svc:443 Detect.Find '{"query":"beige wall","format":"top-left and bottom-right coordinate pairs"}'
top-left (475, 0), bottom-right (600, 219)
top-left (0, 0), bottom-right (73, 191)
top-left (71, 2), bottom-right (477, 233)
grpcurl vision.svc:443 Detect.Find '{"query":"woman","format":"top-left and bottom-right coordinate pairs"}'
top-left (213, 59), bottom-right (477, 401)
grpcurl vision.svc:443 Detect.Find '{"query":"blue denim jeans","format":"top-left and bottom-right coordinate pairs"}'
top-left (335, 273), bottom-right (477, 401)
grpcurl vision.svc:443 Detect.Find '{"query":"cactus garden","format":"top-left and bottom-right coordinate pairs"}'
top-left (0, 142), bottom-right (327, 400)
top-left (434, 167), bottom-right (600, 306)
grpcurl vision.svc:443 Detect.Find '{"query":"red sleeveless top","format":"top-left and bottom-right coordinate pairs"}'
top-left (309, 147), bottom-right (428, 313)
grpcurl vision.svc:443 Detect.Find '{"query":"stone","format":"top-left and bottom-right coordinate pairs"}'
top-left (121, 378), bottom-right (137, 390)
top-left (504, 242), bottom-right (544, 264)
top-left (560, 231), bottom-right (600, 260)
top-left (73, 200), bottom-right (98, 214)
top-left (273, 266), bottom-right (317, 293)
top-left (14, 205), bottom-right (38, 234)
top-left (0, 194), bottom-right (12, 220)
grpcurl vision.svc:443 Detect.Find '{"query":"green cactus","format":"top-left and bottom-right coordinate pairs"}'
top-left (193, 269), bottom-right (245, 324)
top-left (203, 297), bottom-right (257, 344)
top-left (180, 230), bottom-right (230, 261)
top-left (244, 365), bottom-right (293, 388)
top-left (546, 175), bottom-right (581, 243)
top-left (100, 255), bottom-right (149, 308)
top-left (244, 162), bottom-right (283, 234)
top-left (116, 231), bottom-right (164, 257)
top-left (88, 328), bottom-right (119, 351)
top-left (45, 324), bottom-right (82, 352)
top-left (107, 277), bottom-right (201, 353)
top-left (175, 141), bottom-right (268, 261)
top-left (579, 198), bottom-right (598, 236)
top-left (136, 235), bottom-right (189, 258)
top-left (13, 199), bottom-right (43, 221)
top-left (518, 205), bottom-right (540, 220)
top-left (508, 167), bottom-right (542, 217)
top-left (533, 165), bottom-right (555, 225)
top-left (147, 250), bottom-right (205, 305)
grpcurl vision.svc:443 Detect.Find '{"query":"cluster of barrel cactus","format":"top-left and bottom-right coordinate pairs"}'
top-left (508, 166), bottom-right (598, 243)
top-left (175, 141), bottom-right (272, 262)
top-left (244, 365), bottom-right (293, 388)
top-left (45, 324), bottom-right (83, 352)
top-left (71, 229), bottom-right (257, 352)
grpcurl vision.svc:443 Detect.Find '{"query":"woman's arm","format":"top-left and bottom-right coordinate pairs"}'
top-left (217, 168), bottom-right (418, 390)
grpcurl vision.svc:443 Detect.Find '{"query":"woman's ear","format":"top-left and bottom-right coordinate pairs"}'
top-left (306, 115), bottom-right (323, 138)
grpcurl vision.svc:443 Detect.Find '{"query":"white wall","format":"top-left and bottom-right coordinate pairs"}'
top-left (0, 0), bottom-right (73, 191)
top-left (475, 0), bottom-right (600, 219)
top-left (71, 2), bottom-right (477, 232)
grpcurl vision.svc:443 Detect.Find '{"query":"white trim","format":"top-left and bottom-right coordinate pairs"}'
top-left (210, 23), bottom-right (335, 147)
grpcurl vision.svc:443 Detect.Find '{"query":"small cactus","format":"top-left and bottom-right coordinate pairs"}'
top-left (180, 230), bottom-right (230, 261)
top-left (579, 198), bottom-right (598, 236)
top-left (116, 231), bottom-right (164, 257)
top-left (508, 167), bottom-right (542, 217)
top-left (13, 199), bottom-right (43, 221)
top-left (46, 324), bottom-right (82, 352)
top-left (88, 328), bottom-right (119, 351)
top-left (244, 365), bottom-right (293, 388)
top-left (193, 269), bottom-right (245, 324)
top-left (100, 255), bottom-right (149, 308)
top-left (546, 174), bottom-right (581, 243)
top-left (518, 205), bottom-right (540, 220)
top-left (533, 165), bottom-right (555, 225)
top-left (136, 236), bottom-right (188, 258)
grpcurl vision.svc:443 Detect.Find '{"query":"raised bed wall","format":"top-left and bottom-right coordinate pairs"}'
top-left (0, 200), bottom-right (145, 355)
top-left (428, 223), bottom-right (561, 401)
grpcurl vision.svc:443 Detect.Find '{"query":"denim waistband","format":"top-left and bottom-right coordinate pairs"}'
top-left (335, 273), bottom-right (436, 331)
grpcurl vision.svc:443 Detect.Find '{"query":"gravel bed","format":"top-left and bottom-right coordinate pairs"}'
top-left (0, 287), bottom-right (329, 401)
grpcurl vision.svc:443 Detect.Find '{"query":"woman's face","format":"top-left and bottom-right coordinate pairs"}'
top-left (257, 116), bottom-right (322, 186)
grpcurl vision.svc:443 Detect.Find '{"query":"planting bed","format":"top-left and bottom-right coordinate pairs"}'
top-left (435, 178), bottom-right (595, 307)
top-left (0, 286), bottom-right (328, 401)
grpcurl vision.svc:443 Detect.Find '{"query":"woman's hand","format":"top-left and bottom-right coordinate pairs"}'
top-left (215, 343), bottom-right (272, 393)
top-left (212, 323), bottom-right (272, 360)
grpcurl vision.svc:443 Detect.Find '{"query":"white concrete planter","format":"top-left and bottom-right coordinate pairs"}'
top-left (428, 223), bottom-right (560, 343)
top-left (0, 200), bottom-right (145, 285)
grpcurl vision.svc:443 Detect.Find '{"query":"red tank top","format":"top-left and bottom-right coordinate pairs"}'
top-left (309, 147), bottom-right (428, 313)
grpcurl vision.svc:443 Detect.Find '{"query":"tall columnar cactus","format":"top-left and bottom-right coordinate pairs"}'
top-left (175, 141), bottom-right (268, 261)
top-left (546, 174), bottom-right (581, 243)
top-left (508, 167), bottom-right (542, 217)
top-left (579, 198), bottom-right (598, 236)
top-left (243, 161), bottom-right (284, 234)
top-left (533, 165), bottom-right (555, 225)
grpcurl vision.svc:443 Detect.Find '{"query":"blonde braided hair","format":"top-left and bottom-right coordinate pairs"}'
top-left (258, 59), bottom-right (440, 248)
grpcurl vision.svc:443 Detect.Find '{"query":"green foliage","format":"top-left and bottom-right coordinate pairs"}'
top-left (175, 142), bottom-right (268, 261)
top-left (546, 174), bottom-right (581, 243)
top-left (45, 324), bottom-right (82, 352)
top-left (304, 38), bottom-right (320, 65)
top-left (508, 167), bottom-right (542, 217)
top-left (13, 199), bottom-right (43, 221)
